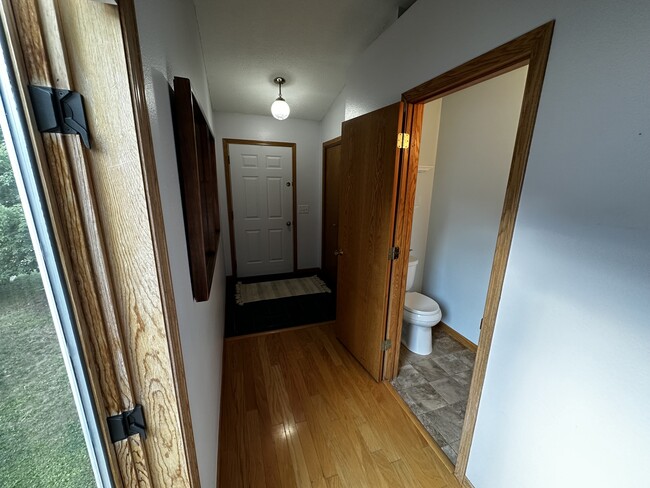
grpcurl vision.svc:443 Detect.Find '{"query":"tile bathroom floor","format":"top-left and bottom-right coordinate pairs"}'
top-left (391, 326), bottom-right (476, 464)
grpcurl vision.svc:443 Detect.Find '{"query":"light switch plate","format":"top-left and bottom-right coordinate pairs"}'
top-left (298, 205), bottom-right (309, 214)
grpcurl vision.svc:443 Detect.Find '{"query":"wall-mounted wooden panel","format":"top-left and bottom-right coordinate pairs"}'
top-left (172, 76), bottom-right (220, 302)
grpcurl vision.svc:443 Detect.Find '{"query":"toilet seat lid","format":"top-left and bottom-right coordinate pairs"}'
top-left (404, 292), bottom-right (440, 315)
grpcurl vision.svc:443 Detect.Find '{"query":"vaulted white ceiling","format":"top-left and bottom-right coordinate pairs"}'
top-left (193, 0), bottom-right (415, 121)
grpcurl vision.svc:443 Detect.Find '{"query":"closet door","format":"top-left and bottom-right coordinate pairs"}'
top-left (321, 138), bottom-right (341, 287)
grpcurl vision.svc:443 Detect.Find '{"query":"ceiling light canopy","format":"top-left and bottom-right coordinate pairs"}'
top-left (271, 77), bottom-right (290, 120)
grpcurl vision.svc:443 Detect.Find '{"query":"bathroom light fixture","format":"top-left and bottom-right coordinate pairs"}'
top-left (271, 77), bottom-right (290, 120)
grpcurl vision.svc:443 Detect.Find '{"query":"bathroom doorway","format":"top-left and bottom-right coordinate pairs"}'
top-left (334, 22), bottom-right (554, 484)
top-left (392, 65), bottom-right (529, 465)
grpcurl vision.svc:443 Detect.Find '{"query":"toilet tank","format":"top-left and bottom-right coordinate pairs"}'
top-left (406, 256), bottom-right (418, 290)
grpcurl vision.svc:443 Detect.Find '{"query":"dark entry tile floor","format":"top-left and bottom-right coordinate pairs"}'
top-left (224, 271), bottom-right (336, 338)
top-left (391, 326), bottom-right (476, 464)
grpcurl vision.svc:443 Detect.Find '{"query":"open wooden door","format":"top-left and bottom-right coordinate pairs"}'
top-left (335, 102), bottom-right (407, 381)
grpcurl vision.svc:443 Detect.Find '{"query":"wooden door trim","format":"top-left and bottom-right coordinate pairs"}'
top-left (382, 102), bottom-right (423, 380)
top-left (323, 136), bottom-right (341, 148)
top-left (386, 21), bottom-right (555, 483)
top-left (222, 138), bottom-right (298, 277)
top-left (321, 136), bottom-right (341, 279)
top-left (117, 0), bottom-right (200, 484)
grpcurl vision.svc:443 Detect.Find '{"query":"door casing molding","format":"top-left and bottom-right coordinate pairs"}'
top-left (381, 21), bottom-right (555, 483)
top-left (222, 138), bottom-right (298, 277)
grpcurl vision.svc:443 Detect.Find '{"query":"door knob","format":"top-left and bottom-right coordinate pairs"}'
top-left (334, 249), bottom-right (344, 256)
top-left (286, 221), bottom-right (292, 227)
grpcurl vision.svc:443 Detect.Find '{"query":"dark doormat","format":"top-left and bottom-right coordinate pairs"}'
top-left (225, 271), bottom-right (336, 338)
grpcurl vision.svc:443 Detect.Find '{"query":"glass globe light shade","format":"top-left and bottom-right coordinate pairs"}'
top-left (271, 97), bottom-right (290, 120)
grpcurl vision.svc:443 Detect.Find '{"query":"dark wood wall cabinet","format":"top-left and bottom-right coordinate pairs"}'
top-left (172, 76), bottom-right (220, 302)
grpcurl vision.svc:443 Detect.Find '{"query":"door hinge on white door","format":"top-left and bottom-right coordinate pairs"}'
top-left (381, 339), bottom-right (392, 351)
top-left (397, 132), bottom-right (410, 149)
top-left (388, 246), bottom-right (400, 261)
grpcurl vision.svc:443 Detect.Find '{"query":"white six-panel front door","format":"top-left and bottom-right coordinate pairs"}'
top-left (228, 144), bottom-right (294, 277)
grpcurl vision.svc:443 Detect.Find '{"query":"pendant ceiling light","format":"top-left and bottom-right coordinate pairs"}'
top-left (271, 77), bottom-right (290, 120)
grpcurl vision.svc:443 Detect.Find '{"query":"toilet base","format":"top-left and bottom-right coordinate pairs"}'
top-left (401, 321), bottom-right (436, 355)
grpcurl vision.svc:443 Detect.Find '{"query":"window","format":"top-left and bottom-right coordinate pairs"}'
top-left (0, 31), bottom-right (111, 487)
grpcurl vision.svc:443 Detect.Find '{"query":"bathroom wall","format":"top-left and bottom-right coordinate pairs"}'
top-left (320, 0), bottom-right (650, 485)
top-left (422, 66), bottom-right (528, 344)
top-left (213, 112), bottom-right (322, 275)
top-left (409, 99), bottom-right (441, 291)
top-left (134, 2), bottom-right (225, 487)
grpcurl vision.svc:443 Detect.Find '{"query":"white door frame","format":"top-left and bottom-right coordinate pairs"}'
top-left (223, 139), bottom-right (297, 277)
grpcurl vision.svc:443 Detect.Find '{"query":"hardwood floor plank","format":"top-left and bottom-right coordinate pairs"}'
top-left (278, 333), bottom-right (309, 423)
top-left (302, 395), bottom-right (338, 479)
top-left (370, 449), bottom-right (403, 487)
top-left (259, 421), bottom-right (283, 488)
top-left (242, 340), bottom-right (260, 412)
top-left (325, 475), bottom-right (343, 488)
top-left (218, 324), bottom-right (461, 488)
top-left (286, 422), bottom-right (313, 488)
top-left (245, 410), bottom-right (267, 488)
top-left (296, 421), bottom-right (326, 484)
top-left (266, 364), bottom-right (288, 426)
top-left (392, 458), bottom-right (428, 488)
top-left (272, 423), bottom-right (299, 488)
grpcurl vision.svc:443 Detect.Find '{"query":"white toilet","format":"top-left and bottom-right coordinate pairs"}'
top-left (401, 255), bottom-right (442, 355)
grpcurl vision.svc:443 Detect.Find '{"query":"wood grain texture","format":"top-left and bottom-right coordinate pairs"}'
top-left (383, 102), bottom-right (423, 381)
top-left (222, 138), bottom-right (297, 277)
top-left (172, 76), bottom-right (219, 302)
top-left (117, 0), bottom-right (201, 484)
top-left (218, 324), bottom-right (461, 488)
top-left (321, 137), bottom-right (341, 286)
top-left (336, 102), bottom-right (403, 381)
top-left (2, 1), bottom-right (140, 485)
top-left (53, 0), bottom-right (193, 485)
top-left (384, 382), bottom-right (456, 473)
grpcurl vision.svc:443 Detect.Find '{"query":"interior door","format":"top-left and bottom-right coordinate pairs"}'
top-left (335, 102), bottom-right (405, 381)
top-left (322, 140), bottom-right (341, 287)
top-left (228, 143), bottom-right (294, 277)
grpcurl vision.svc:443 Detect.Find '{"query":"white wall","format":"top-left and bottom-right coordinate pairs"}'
top-left (321, 89), bottom-right (346, 143)
top-left (322, 0), bottom-right (650, 486)
top-left (134, 2), bottom-right (225, 487)
top-left (213, 112), bottom-right (322, 275)
top-left (422, 67), bottom-right (527, 344)
top-left (410, 99), bottom-right (441, 292)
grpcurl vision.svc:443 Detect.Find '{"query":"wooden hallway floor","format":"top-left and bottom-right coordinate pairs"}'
top-left (218, 323), bottom-right (462, 487)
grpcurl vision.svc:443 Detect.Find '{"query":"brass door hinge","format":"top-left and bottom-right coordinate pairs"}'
top-left (381, 339), bottom-right (392, 351)
top-left (397, 132), bottom-right (410, 149)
